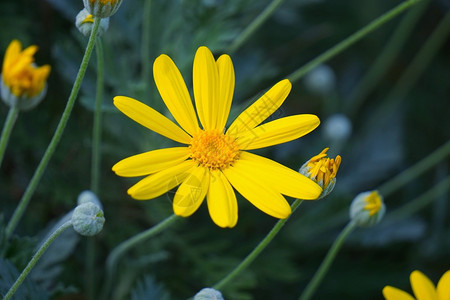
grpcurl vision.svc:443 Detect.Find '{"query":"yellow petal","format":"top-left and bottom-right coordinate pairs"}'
top-left (112, 147), bottom-right (190, 177)
top-left (113, 96), bottom-right (192, 144)
top-left (127, 160), bottom-right (196, 200)
top-left (193, 46), bottom-right (219, 130)
top-left (238, 151), bottom-right (322, 199)
top-left (382, 286), bottom-right (416, 300)
top-left (411, 270), bottom-right (438, 300)
top-left (236, 114), bottom-right (319, 150)
top-left (153, 54), bottom-right (199, 135)
top-left (227, 79), bottom-right (291, 136)
top-left (3, 40), bottom-right (21, 74)
top-left (216, 54), bottom-right (235, 130)
top-left (207, 170), bottom-right (238, 228)
top-left (173, 166), bottom-right (210, 217)
top-left (223, 160), bottom-right (291, 219)
top-left (437, 270), bottom-right (450, 300)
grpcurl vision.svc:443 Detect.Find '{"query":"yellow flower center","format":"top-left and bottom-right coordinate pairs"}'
top-left (306, 147), bottom-right (341, 188)
top-left (364, 191), bottom-right (382, 216)
top-left (189, 130), bottom-right (240, 170)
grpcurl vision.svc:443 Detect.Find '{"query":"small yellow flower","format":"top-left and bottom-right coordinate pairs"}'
top-left (83, 0), bottom-right (122, 18)
top-left (1, 40), bottom-right (50, 109)
top-left (383, 270), bottom-right (450, 300)
top-left (350, 190), bottom-right (385, 227)
top-left (299, 147), bottom-right (341, 198)
top-left (113, 46), bottom-right (322, 228)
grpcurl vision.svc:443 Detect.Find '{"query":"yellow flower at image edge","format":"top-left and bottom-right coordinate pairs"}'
top-left (1, 40), bottom-right (50, 109)
top-left (383, 270), bottom-right (450, 300)
top-left (113, 46), bottom-right (322, 228)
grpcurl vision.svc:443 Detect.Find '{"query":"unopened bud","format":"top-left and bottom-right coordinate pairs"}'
top-left (194, 288), bottom-right (224, 300)
top-left (72, 202), bottom-right (105, 236)
top-left (76, 9), bottom-right (109, 37)
top-left (350, 190), bottom-right (385, 227)
top-left (83, 0), bottom-right (122, 18)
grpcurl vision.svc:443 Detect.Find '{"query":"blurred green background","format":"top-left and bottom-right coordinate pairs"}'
top-left (0, 0), bottom-right (449, 299)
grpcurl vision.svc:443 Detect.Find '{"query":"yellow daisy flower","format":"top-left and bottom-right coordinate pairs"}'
top-left (113, 46), bottom-right (322, 228)
top-left (1, 40), bottom-right (50, 108)
top-left (383, 270), bottom-right (450, 300)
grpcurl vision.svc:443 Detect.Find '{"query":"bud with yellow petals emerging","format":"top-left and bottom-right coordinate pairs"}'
top-left (76, 8), bottom-right (110, 37)
top-left (83, 0), bottom-right (122, 18)
top-left (350, 190), bottom-right (386, 227)
top-left (1, 40), bottom-right (51, 110)
top-left (299, 148), bottom-right (341, 199)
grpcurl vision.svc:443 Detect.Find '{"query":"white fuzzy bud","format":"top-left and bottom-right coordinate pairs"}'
top-left (72, 202), bottom-right (105, 236)
top-left (194, 288), bottom-right (224, 300)
top-left (83, 0), bottom-right (123, 18)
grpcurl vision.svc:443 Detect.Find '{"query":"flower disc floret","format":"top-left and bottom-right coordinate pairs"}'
top-left (190, 130), bottom-right (239, 170)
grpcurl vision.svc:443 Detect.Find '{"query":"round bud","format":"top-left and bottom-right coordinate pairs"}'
top-left (83, 0), bottom-right (123, 18)
top-left (72, 202), bottom-right (105, 236)
top-left (194, 288), bottom-right (224, 300)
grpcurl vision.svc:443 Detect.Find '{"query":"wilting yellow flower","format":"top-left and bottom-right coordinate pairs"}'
top-left (1, 40), bottom-right (50, 109)
top-left (83, 0), bottom-right (122, 18)
top-left (350, 190), bottom-right (385, 227)
top-left (113, 46), bottom-right (322, 228)
top-left (383, 270), bottom-right (450, 300)
top-left (299, 147), bottom-right (341, 198)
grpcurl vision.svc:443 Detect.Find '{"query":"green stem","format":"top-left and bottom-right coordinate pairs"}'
top-left (387, 176), bottom-right (450, 221)
top-left (287, 0), bottom-right (422, 84)
top-left (3, 221), bottom-right (72, 300)
top-left (0, 105), bottom-right (19, 167)
top-left (141, 0), bottom-right (152, 101)
top-left (101, 214), bottom-right (179, 300)
top-left (347, 0), bottom-right (430, 117)
top-left (4, 18), bottom-right (101, 241)
top-left (386, 12), bottom-right (450, 102)
top-left (228, 0), bottom-right (285, 54)
top-left (298, 221), bottom-right (357, 300)
top-left (86, 37), bottom-right (104, 300)
top-left (91, 38), bottom-right (104, 195)
top-left (378, 140), bottom-right (450, 198)
top-left (213, 199), bottom-right (304, 290)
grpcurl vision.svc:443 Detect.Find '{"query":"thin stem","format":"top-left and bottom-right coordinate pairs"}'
top-left (347, 0), bottom-right (430, 117)
top-left (141, 0), bottom-right (152, 101)
top-left (86, 37), bottom-right (104, 300)
top-left (378, 140), bottom-right (450, 198)
top-left (228, 0), bottom-right (285, 54)
top-left (213, 199), bottom-right (304, 290)
top-left (101, 214), bottom-right (179, 300)
top-left (3, 221), bottom-right (72, 300)
top-left (287, 0), bottom-right (422, 84)
top-left (0, 105), bottom-right (19, 167)
top-left (387, 176), bottom-right (450, 221)
top-left (91, 38), bottom-right (104, 195)
top-left (298, 221), bottom-right (357, 300)
top-left (386, 12), bottom-right (450, 102)
top-left (4, 18), bottom-right (101, 241)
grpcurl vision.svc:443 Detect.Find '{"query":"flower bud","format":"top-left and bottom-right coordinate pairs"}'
top-left (72, 202), bottom-right (105, 236)
top-left (77, 190), bottom-right (103, 210)
top-left (1, 40), bottom-right (50, 110)
top-left (350, 190), bottom-right (385, 227)
top-left (323, 114), bottom-right (352, 142)
top-left (75, 9), bottom-right (109, 37)
top-left (299, 148), bottom-right (341, 199)
top-left (83, 0), bottom-right (122, 18)
top-left (194, 288), bottom-right (224, 300)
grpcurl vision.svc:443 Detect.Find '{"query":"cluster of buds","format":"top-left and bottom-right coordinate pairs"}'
top-left (299, 147), bottom-right (341, 199)
top-left (1, 40), bottom-right (50, 110)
